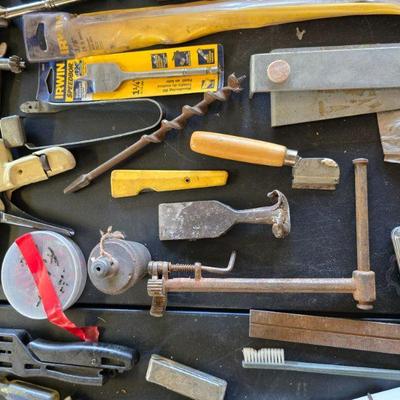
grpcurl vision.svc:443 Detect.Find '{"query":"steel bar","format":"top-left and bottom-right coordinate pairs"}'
top-left (164, 278), bottom-right (355, 293)
top-left (146, 354), bottom-right (227, 400)
top-left (354, 159), bottom-right (370, 273)
top-left (249, 310), bottom-right (400, 355)
top-left (250, 44), bottom-right (400, 94)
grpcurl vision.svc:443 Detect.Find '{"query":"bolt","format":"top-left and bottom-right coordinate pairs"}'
top-left (91, 256), bottom-right (114, 278)
top-left (267, 60), bottom-right (291, 84)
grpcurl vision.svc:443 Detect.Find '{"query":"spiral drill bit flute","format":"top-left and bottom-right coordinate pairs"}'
top-left (64, 73), bottom-right (245, 193)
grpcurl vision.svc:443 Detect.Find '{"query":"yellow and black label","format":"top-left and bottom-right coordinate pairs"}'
top-left (38, 44), bottom-right (223, 103)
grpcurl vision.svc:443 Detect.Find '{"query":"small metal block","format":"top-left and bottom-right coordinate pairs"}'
top-left (146, 354), bottom-right (227, 400)
top-left (0, 115), bottom-right (26, 148)
top-left (292, 158), bottom-right (340, 190)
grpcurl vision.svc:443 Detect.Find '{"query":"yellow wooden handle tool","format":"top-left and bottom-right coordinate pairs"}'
top-left (111, 170), bottom-right (228, 198)
top-left (190, 131), bottom-right (294, 167)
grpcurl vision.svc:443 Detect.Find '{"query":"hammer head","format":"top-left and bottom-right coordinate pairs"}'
top-left (292, 158), bottom-right (340, 190)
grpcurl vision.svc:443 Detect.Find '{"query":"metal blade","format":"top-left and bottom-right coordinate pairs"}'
top-left (292, 158), bottom-right (340, 190)
top-left (271, 88), bottom-right (400, 126)
top-left (0, 211), bottom-right (74, 236)
top-left (159, 201), bottom-right (236, 241)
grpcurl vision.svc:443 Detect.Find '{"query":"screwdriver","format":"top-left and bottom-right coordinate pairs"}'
top-left (0, 0), bottom-right (81, 20)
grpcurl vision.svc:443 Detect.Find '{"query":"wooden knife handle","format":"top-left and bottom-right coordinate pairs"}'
top-left (190, 131), bottom-right (287, 167)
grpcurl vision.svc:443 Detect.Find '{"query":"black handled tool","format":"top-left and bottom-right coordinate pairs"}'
top-left (0, 329), bottom-right (139, 386)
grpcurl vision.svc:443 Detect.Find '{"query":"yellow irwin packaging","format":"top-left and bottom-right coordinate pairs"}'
top-left (37, 44), bottom-right (223, 103)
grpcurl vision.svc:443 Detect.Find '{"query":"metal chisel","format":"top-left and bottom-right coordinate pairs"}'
top-left (158, 190), bottom-right (290, 241)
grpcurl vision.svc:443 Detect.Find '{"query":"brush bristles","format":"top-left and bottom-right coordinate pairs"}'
top-left (242, 348), bottom-right (285, 364)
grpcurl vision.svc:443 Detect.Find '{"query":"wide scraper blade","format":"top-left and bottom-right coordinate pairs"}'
top-left (159, 201), bottom-right (237, 241)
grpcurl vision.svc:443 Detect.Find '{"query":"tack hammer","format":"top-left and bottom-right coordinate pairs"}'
top-left (190, 131), bottom-right (340, 190)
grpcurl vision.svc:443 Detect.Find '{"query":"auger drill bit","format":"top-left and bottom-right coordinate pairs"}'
top-left (64, 73), bottom-right (245, 194)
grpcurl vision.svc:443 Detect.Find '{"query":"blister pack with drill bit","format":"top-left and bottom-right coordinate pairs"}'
top-left (36, 44), bottom-right (223, 103)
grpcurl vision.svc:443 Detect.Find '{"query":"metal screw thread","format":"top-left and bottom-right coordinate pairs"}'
top-left (169, 264), bottom-right (197, 273)
top-left (141, 73), bottom-right (245, 143)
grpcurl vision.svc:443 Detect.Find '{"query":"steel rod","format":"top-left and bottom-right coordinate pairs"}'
top-left (3, 0), bottom-right (80, 19)
top-left (249, 311), bottom-right (400, 355)
top-left (164, 278), bottom-right (355, 293)
top-left (353, 158), bottom-right (370, 272)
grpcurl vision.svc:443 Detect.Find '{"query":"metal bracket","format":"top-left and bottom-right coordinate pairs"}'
top-left (250, 43), bottom-right (400, 96)
top-left (251, 44), bottom-right (400, 126)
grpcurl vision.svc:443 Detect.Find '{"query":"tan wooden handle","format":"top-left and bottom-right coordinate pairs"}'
top-left (190, 131), bottom-right (287, 167)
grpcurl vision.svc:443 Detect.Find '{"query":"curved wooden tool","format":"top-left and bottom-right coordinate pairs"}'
top-left (0, 140), bottom-right (75, 192)
top-left (0, 139), bottom-right (76, 236)
top-left (190, 131), bottom-right (340, 190)
top-left (158, 190), bottom-right (290, 241)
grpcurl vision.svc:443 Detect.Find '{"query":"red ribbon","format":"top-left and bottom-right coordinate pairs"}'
top-left (15, 233), bottom-right (99, 342)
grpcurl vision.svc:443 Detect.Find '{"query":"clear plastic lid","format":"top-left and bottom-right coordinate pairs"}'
top-left (1, 231), bottom-right (87, 320)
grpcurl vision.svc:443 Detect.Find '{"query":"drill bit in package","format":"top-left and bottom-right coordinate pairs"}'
top-left (36, 44), bottom-right (223, 103)
top-left (23, 0), bottom-right (400, 62)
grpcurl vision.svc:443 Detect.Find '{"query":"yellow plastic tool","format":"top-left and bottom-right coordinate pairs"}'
top-left (111, 170), bottom-right (228, 198)
top-left (63, 1), bottom-right (400, 56)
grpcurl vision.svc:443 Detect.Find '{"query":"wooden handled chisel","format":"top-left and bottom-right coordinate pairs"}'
top-left (111, 170), bottom-right (228, 198)
top-left (190, 131), bottom-right (340, 190)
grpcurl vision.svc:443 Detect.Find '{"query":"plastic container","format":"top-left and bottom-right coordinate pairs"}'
top-left (1, 231), bottom-right (87, 320)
